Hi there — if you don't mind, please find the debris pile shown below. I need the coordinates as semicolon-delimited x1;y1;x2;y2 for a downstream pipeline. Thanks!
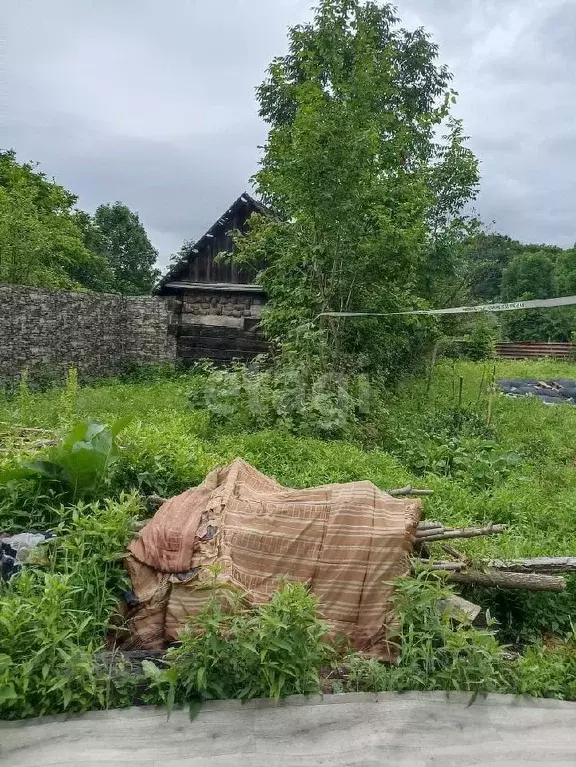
0;532;55;580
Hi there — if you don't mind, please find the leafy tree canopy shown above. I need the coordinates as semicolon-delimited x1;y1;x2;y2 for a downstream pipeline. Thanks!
501;250;557;302
555;248;576;296
500;250;573;342
0;150;113;291
0;151;160;295
233;0;479;377
93;202;160;295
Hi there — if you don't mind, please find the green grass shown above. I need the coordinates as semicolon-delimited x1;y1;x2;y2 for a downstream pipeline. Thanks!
2;357;576;567
1;358;576;716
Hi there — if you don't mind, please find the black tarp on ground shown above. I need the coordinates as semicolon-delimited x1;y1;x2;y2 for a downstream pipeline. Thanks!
498;379;576;405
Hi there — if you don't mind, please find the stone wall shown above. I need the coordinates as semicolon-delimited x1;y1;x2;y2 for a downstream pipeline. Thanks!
0;285;176;384
178;289;265;328
174;287;268;362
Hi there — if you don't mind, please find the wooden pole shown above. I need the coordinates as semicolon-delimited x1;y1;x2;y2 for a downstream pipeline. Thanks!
447;569;566;592
423;557;576;575
487;557;576;574
425;339;441;397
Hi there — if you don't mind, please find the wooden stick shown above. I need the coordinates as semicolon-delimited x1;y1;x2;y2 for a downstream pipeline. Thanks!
387;485;434;497
447;569;566;592
487;557;576;574
442;544;466;560
416;524;506;542
416;521;443;531
419;562;466;572
0;424;54;433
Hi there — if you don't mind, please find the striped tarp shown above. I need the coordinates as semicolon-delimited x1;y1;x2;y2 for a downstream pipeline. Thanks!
123;459;421;658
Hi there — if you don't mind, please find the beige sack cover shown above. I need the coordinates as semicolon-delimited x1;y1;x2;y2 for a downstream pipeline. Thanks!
123;458;420;657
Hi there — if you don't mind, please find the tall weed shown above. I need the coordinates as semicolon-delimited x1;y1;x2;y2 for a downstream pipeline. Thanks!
0;495;139;719
144;581;333;706
344;573;508;694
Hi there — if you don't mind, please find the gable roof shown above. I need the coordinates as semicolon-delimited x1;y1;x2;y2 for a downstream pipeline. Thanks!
155;192;269;292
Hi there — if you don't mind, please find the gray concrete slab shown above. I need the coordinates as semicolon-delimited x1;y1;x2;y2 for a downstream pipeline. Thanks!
0;692;574;767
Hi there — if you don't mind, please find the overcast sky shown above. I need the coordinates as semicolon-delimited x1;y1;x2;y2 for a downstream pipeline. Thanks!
3;0;575;268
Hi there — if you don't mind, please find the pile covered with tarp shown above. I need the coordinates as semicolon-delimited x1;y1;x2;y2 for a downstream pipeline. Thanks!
121;458;421;659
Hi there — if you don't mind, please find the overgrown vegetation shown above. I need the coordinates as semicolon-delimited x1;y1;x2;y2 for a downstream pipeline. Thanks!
0;495;139;718
144;580;333;708
1;356;576;719
2;0;576;723
2;417;132;502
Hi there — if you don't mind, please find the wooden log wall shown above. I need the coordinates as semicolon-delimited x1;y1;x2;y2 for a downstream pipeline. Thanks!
175;287;269;364
178;325;268;364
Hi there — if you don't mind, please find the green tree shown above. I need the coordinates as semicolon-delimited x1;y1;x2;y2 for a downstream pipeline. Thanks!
0;150;111;290
69;210;116;292
501;251;569;341
555;247;576;296
233;0;479;377
463;233;522;302
93;203;159;295
501;251;557;302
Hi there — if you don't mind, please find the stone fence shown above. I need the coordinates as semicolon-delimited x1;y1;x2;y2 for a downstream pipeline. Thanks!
0;285;176;385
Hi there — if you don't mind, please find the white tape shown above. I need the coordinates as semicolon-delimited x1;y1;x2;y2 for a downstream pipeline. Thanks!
319;295;576;318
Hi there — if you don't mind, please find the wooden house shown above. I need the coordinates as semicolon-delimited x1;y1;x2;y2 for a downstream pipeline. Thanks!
155;193;269;363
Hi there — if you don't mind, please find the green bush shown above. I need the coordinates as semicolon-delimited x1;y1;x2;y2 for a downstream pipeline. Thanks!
463;320;496;361
0;495;139;719
188;358;376;440
144;580;334;706
344;573;508;694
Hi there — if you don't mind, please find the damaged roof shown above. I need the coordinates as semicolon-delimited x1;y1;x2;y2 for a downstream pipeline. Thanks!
155;192;269;293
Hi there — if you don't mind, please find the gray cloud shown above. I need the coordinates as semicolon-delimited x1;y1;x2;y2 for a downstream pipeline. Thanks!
2;0;576;269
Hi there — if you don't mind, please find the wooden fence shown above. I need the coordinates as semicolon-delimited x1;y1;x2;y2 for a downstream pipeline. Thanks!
496;342;574;360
